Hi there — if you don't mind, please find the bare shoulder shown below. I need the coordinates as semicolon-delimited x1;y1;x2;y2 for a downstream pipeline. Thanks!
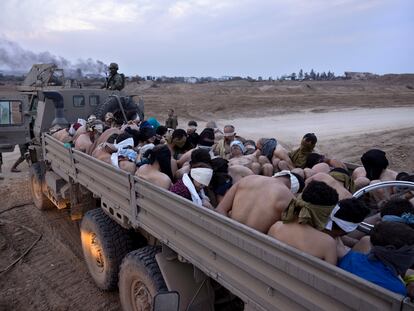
267;221;284;236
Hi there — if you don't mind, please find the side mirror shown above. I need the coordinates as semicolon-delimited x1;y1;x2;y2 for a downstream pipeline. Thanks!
153;291;180;311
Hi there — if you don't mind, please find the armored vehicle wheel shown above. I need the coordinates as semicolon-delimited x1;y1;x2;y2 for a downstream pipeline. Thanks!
95;96;143;124
80;208;134;291
119;246;167;311
30;163;54;210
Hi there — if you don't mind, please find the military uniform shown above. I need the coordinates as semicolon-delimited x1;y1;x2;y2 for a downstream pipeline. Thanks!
106;73;124;90
104;63;124;91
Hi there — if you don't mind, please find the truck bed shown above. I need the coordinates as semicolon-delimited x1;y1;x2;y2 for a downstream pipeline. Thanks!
43;134;414;311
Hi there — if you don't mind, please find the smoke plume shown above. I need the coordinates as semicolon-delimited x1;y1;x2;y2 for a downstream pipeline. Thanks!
0;38;107;77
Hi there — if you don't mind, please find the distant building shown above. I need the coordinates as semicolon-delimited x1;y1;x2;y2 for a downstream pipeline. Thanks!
344;72;378;80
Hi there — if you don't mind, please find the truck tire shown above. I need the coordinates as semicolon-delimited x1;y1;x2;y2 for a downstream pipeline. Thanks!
80;208;135;291
30;163;54;210
95;96;142;123
118;246;167;311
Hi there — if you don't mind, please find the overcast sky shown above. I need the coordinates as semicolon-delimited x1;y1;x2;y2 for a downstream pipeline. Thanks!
0;0;413;77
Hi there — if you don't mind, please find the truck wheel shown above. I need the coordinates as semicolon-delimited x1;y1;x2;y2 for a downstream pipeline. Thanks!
95;96;143;123
119;246;167;311
80;208;134;291
30;164;54;210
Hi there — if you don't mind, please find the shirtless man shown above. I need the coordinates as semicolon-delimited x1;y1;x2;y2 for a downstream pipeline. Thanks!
215;174;305;233
228;140;261;175
268;194;369;265
305;172;353;200
267;181;339;264
256;138;294;174
136;145;173;189
352;149;398;202
213;125;237;160
74;120;104;153
288;133;317;169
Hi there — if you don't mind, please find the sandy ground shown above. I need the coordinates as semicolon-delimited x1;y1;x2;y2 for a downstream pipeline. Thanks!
1;78;414;310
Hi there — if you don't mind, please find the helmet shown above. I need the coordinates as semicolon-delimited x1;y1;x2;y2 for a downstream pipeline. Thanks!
109;62;119;70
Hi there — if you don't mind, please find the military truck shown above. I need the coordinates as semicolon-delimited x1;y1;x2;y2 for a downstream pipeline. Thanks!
1;65;414;310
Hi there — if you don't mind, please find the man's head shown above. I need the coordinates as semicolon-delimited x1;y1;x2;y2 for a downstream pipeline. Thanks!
301;133;317;151
168;109;174;117
273;170;305;194
205;121;218;129
370;222;414;276
190;162;213;191
381;198;414;217
109;62;118;74
187;120;197;134
244;140;256;155
302;180;339;206
305;153;325;169
223;125;235;143
361;149;389;180
190;148;212;166
146;144;173;180
371;221;414;249
138;126;156;144
230;140;245;157
198;128;215;147
104;112;115;125
325;198;370;236
171;129;187;148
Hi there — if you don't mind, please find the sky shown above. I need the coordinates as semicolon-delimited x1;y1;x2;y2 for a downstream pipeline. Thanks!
0;0;413;77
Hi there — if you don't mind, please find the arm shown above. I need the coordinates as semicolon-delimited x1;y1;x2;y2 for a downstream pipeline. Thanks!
324;238;338;265
215;182;239;216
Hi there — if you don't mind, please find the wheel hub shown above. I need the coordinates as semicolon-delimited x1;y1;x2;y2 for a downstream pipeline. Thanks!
90;233;104;271
131;280;152;311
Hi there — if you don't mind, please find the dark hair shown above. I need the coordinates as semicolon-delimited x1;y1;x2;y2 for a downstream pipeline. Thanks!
361;149;388;180
188;120;198;127
198;128;215;147
190;148;212;166
172;129;187;140
334;198;370;223
380;198;414;217
156;125;168;136
211;158;229;173
305;153;325;168
302;181;338;206
124;127;140;146
291;172;305;193
107;133;120;144
147;145;173;181
371;221;414;248
396;172;414;182
116;132;132;144
303;133;317;145
138;127;156;143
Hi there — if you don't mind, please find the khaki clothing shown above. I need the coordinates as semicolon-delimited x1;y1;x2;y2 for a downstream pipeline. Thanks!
165;116;178;130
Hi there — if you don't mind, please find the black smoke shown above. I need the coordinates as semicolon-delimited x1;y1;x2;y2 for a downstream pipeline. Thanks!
0;38;107;77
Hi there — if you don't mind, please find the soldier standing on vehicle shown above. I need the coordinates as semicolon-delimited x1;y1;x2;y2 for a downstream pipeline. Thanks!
103;63;124;91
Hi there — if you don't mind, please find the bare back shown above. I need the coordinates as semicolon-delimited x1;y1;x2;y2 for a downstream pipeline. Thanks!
268;222;337;265
136;164;172;190
217;175;294;233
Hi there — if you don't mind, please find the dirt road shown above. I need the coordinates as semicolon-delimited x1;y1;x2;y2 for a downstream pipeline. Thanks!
217;107;414;141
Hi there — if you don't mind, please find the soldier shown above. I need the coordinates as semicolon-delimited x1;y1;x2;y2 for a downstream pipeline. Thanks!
103;63;124;91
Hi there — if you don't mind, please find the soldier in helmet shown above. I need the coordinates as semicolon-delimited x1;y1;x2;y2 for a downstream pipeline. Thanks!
103;63;124;91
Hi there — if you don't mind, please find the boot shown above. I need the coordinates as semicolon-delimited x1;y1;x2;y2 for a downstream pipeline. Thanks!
11;157;25;173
